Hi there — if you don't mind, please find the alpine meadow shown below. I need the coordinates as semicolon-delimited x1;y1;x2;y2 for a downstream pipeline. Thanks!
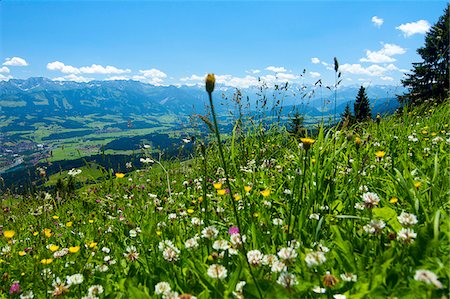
0;2;449;299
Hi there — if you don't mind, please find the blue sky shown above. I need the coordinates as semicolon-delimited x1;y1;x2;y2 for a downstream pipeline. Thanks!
0;0;447;87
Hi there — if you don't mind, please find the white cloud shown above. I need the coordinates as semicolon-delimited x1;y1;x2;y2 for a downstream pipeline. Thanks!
309;71;321;78
371;16;384;28
79;64;130;74
311;57;320;64
180;74;204;82
380;76;394;81
396;20;430;37
3;57;28;66
52;74;94;82
132;68;167;85
0;66;10;73
47;61;81;74
0;74;13;81
341;63;388;76
47;61;131;75
105;76;131;81
246;69;260;74
276;72;299;80
265;66;287;73
360;43;406;63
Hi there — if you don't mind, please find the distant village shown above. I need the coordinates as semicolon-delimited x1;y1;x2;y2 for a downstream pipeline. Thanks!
0;136;51;174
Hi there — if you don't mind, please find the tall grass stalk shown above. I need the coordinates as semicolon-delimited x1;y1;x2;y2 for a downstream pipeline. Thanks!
205;74;263;299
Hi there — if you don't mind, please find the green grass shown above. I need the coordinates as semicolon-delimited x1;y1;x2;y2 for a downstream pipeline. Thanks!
0;101;449;298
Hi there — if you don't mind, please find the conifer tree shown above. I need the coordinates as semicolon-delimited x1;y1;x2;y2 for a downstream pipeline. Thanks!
341;103;354;125
354;86;372;122
399;6;449;105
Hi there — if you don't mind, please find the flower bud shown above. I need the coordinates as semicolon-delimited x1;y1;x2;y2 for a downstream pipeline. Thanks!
205;73;215;94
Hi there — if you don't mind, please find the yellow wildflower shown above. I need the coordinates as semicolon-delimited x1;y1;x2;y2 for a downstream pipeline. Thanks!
43;229;52;238
233;194;241;201
88;220;94;224
260;189;271;197
375;151;386;158
69;246;80;253
18;251;26;257
156;231;162;236
217;189;226;196
40;258;53;265
32;232;39;236
89;242;97;248
300;137;315;150
3;230;15;239
198;196;203;203
52;215;59;220
389;197;398;204
244;186;252;192
115;173;125;178
187;208;194;214
414;181;422;189
49;244;59;252
213;182;222;189
66;221;73;227
205;74;215;94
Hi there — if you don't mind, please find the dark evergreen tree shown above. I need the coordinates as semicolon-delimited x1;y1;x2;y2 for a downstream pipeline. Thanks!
354;86;372;122
399;6;449;105
341;103;354;125
287;110;306;137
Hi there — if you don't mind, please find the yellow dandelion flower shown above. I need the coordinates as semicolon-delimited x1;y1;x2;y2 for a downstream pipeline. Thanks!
213;182;222;189
414;181;422;189
66;221;73;227
69;246;80;253
198;196;203;203
40;258;53;265
311;158;317;164
89;242;97;248
253;212;260;218
43;229;52;238
431;132;437;136
300;137;315;150
244;186;252;192
115;173;125;178
187;208;194;214
52;215;59;220
375;151;386;158
389;197;398;204
260;189;271;197
156;230;162;236
233;194;241;201
3;230;15;239
18;251;26;257
217;189;226;196
32;232;39;236
49;245;59;252
421;130;428;135
88;220;94;224
355;137;362;145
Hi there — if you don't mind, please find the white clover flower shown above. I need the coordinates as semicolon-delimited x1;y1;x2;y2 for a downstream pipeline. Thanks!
158;240;175;251
309;213;320;220
235;281;246;292
88;285;104;296
54;248;69;258
397;228;417;244
363;219;386;234
333;295;346;299
262;254;278;266
362;192;380;208
168;213;177;220
271;261;287;273
207;264;228;279
277;247;298;262
272;218;283;225
340;273;357;282
213;240;230;251
191;217;203;226
414;270;442;288
154;281;171;295
277;272;298;288
165;291;179;299
359;185;368;192
163;247;180;262
124;246;139;261
67;168;82;177
397;211;418;227
185;236;200;249
230;234;246;246
19;291;34;299
312;286;326;293
140;157;154;164
96;264;109;272
305;251;326;267
247;250;264;266
101;247;110;253
129;229;137;237
201;226;219;239
66;273;83;286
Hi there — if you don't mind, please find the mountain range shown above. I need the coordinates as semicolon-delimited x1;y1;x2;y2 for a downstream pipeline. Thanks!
0;77;406;120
